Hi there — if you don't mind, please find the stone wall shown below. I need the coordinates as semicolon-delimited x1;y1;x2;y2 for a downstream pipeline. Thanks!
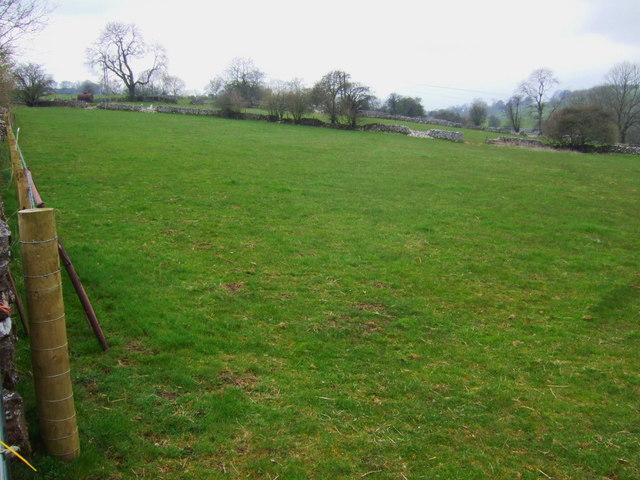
155;105;221;116
0;109;31;457
486;136;546;148
486;136;640;155
362;111;464;128
96;102;145;112
604;144;640;155
361;123;463;142
410;129;464;142
0;219;30;456
362;123;412;135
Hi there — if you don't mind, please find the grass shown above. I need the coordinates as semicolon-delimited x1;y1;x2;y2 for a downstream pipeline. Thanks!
3;107;639;479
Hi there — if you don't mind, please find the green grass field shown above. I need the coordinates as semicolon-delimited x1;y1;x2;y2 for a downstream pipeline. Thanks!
4;107;639;479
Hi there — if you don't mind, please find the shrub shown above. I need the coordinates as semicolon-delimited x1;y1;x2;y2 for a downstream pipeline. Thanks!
544;105;617;148
468;100;488;127
216;88;246;118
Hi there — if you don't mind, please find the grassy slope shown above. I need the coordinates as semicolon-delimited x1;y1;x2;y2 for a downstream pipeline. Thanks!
5;108;639;480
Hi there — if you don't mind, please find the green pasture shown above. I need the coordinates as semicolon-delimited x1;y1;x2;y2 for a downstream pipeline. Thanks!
4;107;639;479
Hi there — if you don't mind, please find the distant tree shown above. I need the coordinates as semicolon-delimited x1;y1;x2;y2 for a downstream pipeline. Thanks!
13;62;54;105
205;76;224;98
505;94;523;132
81;79;100;94
313;70;349;124
468;99;488;126
339;81;372;128
603;62;640;143
86;22;167;100
543;104;617;147
162;74;185;97
548;89;572;112
488;115;501;128
367;95;383;112
216;86;246;118
263;80;288;120
385;93;400;114
223;57;265;106
55;80;78;94
489;99;506;116
285;78;311;123
519;68;559;133
136;78;162;96
429;109;464;124
385;93;425;117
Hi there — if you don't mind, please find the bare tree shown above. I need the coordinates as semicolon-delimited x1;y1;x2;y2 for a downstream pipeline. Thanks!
13;62;54;105
313;70;349;125
216;87;246;118
162;74;185;97
205;76;225;98
603;62;640;143
86;22;167;100
505;94;523;132
339;81;372;128
263;80;288;120
0;0;50;107
0;0;50;57
224;57;265;106
285;78;311;123
519;68;559;133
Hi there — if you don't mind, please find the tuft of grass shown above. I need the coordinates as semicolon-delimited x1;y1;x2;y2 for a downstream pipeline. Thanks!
4;107;639;479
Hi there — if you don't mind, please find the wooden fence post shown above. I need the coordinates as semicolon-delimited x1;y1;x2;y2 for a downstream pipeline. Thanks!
18;208;79;461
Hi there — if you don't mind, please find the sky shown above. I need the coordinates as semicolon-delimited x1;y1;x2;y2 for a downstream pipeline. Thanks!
13;0;640;110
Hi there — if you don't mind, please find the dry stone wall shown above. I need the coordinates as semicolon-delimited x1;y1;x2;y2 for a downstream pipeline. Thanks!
361;123;463;142
0;109;31;457
362;111;464;128
0;219;30;456
410;129;464;142
605;144;640;155
486;137;546;148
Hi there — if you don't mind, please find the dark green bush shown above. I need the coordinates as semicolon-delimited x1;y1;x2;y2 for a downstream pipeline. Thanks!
544;104;617;148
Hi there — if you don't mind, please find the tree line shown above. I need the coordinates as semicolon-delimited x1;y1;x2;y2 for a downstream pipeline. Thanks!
4;10;640;144
504;66;640;145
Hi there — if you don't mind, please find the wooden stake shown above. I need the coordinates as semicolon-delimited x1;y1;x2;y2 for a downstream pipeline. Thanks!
18;208;79;461
25;169;45;208
58;241;109;351
25;168;109;350
15;169;32;210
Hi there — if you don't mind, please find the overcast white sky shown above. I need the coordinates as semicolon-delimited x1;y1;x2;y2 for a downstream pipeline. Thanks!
13;0;640;109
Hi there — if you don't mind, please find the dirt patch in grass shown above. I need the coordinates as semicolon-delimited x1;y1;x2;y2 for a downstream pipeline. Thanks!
156;390;181;401
223;281;246;293
219;369;258;391
126;340;151;354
